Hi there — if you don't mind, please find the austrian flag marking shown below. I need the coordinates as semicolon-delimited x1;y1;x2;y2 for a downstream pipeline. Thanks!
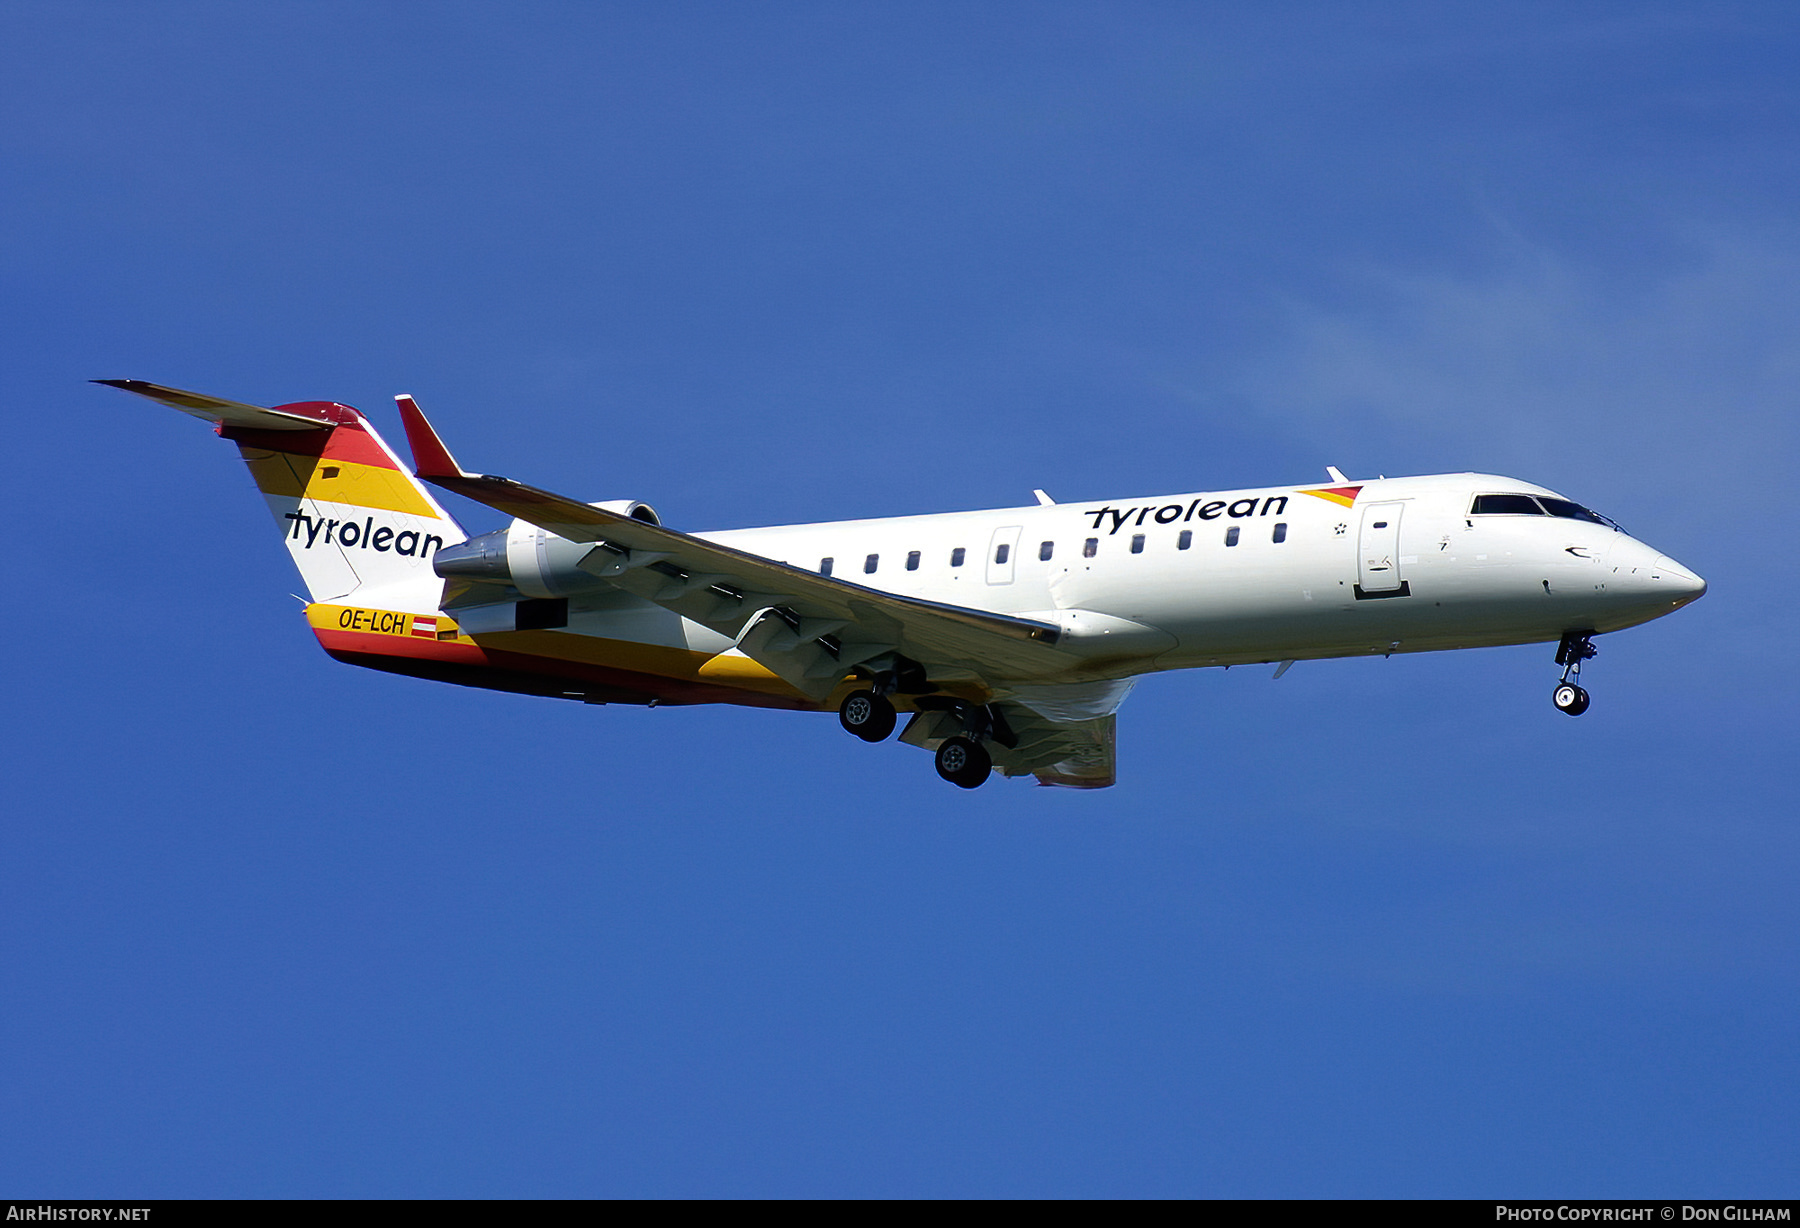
321;605;444;638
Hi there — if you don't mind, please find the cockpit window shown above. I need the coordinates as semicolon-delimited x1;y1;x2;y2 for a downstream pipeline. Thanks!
1470;493;1546;516
1538;497;1621;529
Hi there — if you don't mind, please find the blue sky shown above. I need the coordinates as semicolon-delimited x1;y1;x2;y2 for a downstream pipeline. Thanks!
2;2;1795;1197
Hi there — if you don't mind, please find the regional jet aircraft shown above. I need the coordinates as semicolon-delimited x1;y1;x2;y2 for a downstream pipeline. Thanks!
101;380;1706;789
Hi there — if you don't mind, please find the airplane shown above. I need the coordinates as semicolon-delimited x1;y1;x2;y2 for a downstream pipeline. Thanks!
100;378;1707;789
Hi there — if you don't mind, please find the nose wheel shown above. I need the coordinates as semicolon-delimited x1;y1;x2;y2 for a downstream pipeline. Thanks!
1553;630;1596;716
1553;682;1590;715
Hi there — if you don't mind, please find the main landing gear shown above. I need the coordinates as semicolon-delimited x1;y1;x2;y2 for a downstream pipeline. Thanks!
1553;630;1596;716
935;736;991;789
925;701;1009;789
837;673;1004;789
838;688;897;742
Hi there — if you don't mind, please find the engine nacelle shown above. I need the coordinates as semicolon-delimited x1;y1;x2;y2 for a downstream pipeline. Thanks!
433;500;660;597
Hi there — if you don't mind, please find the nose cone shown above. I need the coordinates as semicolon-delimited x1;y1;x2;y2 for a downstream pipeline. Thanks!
1607;537;1706;612
1652;554;1707;603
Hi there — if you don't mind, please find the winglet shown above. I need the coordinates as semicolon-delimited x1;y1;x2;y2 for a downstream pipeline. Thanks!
395;394;468;478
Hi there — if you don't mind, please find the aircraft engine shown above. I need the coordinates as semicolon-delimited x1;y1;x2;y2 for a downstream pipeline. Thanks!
432;499;660;598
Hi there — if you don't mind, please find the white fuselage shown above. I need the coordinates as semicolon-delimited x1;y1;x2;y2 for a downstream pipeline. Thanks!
487;471;1705;693
680;472;1704;679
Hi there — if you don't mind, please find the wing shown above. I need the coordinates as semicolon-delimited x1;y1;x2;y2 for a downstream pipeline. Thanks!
394;396;1080;699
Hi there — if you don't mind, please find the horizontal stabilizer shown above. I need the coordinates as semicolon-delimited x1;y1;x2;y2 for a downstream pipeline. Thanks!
94;379;338;432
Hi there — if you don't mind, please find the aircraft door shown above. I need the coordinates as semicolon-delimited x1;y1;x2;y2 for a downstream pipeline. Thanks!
1357;502;1405;594
986;525;1022;585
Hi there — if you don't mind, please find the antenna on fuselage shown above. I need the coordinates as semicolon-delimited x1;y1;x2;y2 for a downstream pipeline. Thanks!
1326;466;1348;483
1033;489;1056;505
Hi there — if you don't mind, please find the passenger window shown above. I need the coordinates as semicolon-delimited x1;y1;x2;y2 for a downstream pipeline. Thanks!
906;550;920;571
951;547;966;567
1470;493;1546;516
1225;526;1240;546
1083;538;1098;558
820;557;833;576
1178;530;1192;550
1039;541;1053;561
994;543;1010;565
1130;534;1145;554
1272;522;1287;543
864;553;878;574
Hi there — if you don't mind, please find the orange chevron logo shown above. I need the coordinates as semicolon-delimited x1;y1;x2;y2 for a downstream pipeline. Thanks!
1300;485;1363;507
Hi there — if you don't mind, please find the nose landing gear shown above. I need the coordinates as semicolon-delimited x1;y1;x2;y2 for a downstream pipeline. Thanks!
1553;630;1596;716
1553;681;1589;715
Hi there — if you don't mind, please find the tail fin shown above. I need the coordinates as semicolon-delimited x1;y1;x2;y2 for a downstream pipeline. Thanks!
99;380;467;611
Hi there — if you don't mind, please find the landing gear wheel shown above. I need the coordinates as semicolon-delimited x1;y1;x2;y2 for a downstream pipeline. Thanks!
1553;683;1590;716
839;689;897;742
1552;631;1596;716
935;736;991;789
